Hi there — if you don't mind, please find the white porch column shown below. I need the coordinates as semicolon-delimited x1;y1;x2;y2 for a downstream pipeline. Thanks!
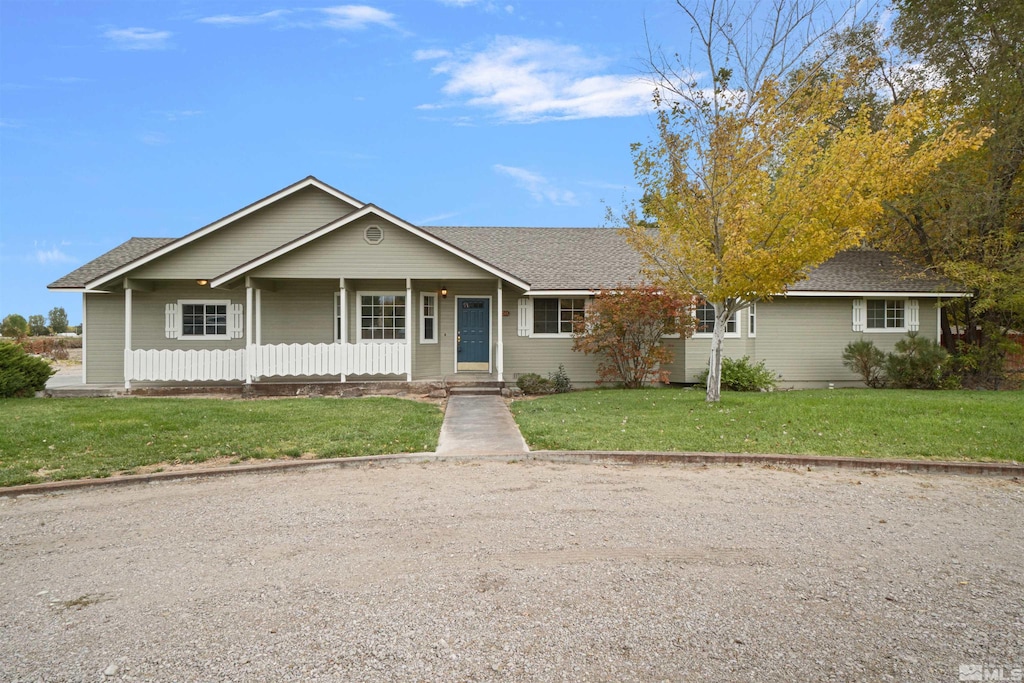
123;286;132;389
81;292;88;385
245;285;254;385
405;277;413;381
496;279;504;382
255;289;263;346
339;278;347;382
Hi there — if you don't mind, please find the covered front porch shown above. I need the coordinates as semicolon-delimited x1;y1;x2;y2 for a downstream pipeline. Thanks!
118;276;518;388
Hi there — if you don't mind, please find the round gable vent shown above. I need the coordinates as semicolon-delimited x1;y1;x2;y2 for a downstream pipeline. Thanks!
363;225;384;245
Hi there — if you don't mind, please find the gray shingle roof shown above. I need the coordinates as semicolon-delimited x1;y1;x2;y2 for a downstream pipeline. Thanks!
791;249;960;293
49;225;962;296
47;237;177;289
422;227;644;290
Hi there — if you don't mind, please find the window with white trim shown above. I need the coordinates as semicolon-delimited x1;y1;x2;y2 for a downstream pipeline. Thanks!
533;298;586;335
866;299;905;331
693;301;739;337
420;293;437;343
748;303;756;338
359;293;406;341
181;301;229;338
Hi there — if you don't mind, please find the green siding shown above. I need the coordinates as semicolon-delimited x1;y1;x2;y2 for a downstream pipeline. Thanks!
260;280;335;345
83;292;125;384
250;217;491;280
131;187;355;280
681;297;941;388
132;283;245;351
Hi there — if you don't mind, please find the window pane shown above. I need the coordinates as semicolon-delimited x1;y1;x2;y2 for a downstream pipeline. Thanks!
424;318;434;339
534;299;559;334
867;300;886;329
696;302;716;333
361;294;406;341
888;300;904;328
559;298;586;333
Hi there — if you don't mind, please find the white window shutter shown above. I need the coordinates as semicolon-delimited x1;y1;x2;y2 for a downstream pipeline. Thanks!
907;299;920;331
852;299;865;332
517;298;530;336
165;303;179;339
229;303;244;339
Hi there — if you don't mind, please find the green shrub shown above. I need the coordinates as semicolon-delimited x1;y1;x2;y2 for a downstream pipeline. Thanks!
548;364;572;393
0;342;55;397
884;332;957;389
697;356;778;392
516;373;555;395
842;339;887;388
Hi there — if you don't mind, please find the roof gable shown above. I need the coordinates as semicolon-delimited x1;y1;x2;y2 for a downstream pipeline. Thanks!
210;205;530;290
81;176;363;289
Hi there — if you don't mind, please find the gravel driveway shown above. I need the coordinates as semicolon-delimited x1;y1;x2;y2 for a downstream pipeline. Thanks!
2;461;1021;682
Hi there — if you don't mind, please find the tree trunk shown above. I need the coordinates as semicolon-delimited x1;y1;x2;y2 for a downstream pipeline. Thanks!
705;304;728;402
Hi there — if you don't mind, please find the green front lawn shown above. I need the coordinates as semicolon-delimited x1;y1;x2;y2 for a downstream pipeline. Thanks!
0;397;443;487
511;388;1024;462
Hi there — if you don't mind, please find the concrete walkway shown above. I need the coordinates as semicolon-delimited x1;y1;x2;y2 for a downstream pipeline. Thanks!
435;395;529;456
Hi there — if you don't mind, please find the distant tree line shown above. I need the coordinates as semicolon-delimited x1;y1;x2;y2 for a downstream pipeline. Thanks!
0;307;78;338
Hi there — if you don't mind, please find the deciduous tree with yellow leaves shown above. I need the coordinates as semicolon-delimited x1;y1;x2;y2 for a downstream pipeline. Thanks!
624;0;986;402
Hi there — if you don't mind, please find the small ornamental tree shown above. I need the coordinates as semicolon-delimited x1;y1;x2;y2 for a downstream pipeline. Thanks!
572;286;691;388
48;306;69;335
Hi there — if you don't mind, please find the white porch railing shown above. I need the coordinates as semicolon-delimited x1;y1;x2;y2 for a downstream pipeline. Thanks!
252;342;406;378
125;348;247;382
125;343;407;382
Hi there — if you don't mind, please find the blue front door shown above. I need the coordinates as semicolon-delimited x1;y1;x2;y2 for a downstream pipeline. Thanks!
457;298;490;369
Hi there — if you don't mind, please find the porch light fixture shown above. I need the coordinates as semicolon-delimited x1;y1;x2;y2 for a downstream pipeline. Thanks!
196;279;209;286
440;286;448;299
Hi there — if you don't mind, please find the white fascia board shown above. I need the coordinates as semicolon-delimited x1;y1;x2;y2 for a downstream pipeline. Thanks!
209;204;530;291
783;290;969;298
83;176;364;290
49;288;111;293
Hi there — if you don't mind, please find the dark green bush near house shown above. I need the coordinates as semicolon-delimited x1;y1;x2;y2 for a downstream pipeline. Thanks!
842;339;887;388
884;332;957;389
697;356;778;392
549;364;572;393
0;342;55;397
516;373;555;395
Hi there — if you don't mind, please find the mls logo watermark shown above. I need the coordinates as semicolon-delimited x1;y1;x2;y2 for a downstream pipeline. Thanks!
959;664;1024;681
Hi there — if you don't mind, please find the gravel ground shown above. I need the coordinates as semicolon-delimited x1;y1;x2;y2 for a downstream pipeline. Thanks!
1;461;1022;682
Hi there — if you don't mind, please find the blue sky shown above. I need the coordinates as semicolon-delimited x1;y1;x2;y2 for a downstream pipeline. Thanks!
0;0;687;325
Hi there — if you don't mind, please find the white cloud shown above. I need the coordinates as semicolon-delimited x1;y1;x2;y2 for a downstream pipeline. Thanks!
436;0;478;6
494;164;577;205
414;48;451;61
320;5;396;29
103;27;172;51
33;248;75;265
199;9;292;25
198;5;397;31
422;36;653;123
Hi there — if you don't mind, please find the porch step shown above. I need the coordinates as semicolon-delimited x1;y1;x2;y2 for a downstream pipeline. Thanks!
448;386;503;397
